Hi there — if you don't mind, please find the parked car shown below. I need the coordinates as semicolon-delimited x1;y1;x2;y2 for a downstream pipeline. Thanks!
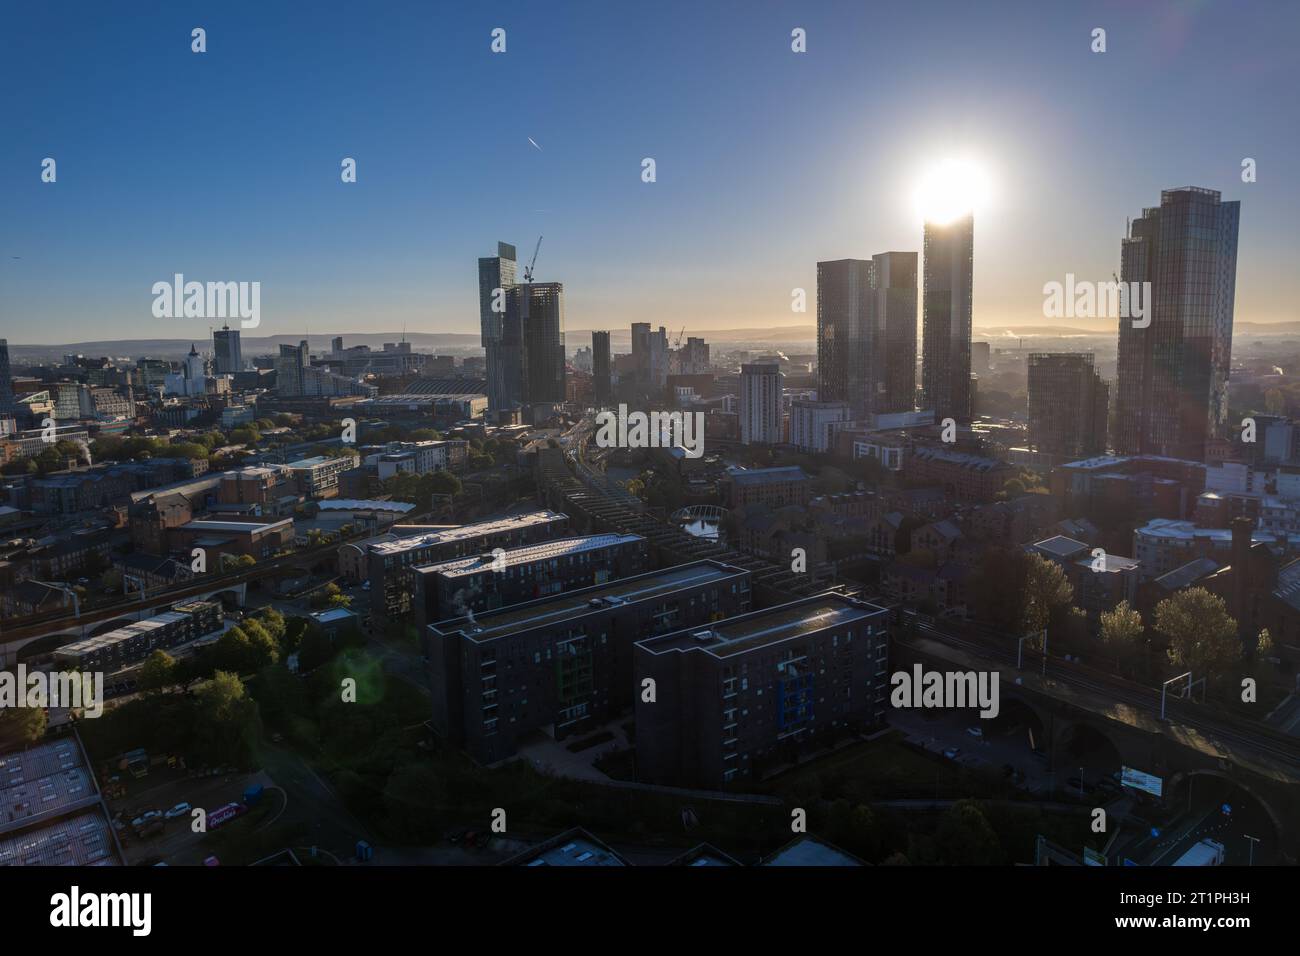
130;810;162;828
164;802;192;820
966;726;984;739
943;747;961;760
136;819;165;839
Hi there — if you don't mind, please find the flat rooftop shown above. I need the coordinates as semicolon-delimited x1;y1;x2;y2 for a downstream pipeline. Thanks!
179;518;292;533
54;611;188;656
287;456;350;469
1137;518;1300;546
360;393;487;404
1062;455;1133;470
1030;535;1090;559
0;737;117;865
0;810;119;866
726;466;810;486
432;561;746;643
369;510;567;558
0;738;84;792
0;764;95;825
1075;554;1139;574
639;595;883;658
911;446;1006;471
415;533;643;579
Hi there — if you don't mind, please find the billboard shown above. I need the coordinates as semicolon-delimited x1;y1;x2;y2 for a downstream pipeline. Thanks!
1121;766;1163;797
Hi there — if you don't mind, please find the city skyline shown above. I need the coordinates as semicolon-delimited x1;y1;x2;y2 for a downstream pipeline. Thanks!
4;1;1297;343
7;0;1300;904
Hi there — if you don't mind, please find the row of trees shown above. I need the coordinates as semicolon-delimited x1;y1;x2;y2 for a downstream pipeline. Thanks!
136;607;301;693
382;469;462;511
89;431;230;463
973;550;1263;690
0;439;90;476
1099;591;1272;685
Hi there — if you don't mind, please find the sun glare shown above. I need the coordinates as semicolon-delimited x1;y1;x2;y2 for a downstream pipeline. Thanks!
913;157;991;225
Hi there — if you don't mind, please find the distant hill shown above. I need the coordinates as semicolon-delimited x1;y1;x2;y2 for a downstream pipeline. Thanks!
9;319;1299;362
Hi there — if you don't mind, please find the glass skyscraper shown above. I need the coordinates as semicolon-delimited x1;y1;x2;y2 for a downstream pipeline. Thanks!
817;258;872;418
921;214;974;424
213;324;242;375
1113;187;1240;460
502;282;566;411
478;242;517;412
817;252;916;419
1027;352;1109;458
592;330;612;406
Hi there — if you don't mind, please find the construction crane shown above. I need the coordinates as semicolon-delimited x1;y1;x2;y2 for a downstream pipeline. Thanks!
523;235;543;283
671;326;686;350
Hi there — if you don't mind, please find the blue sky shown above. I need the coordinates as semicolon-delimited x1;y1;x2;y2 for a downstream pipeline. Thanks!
2;0;1297;343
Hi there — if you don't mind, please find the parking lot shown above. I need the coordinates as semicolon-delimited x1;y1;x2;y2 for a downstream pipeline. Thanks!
107;764;273;865
889;707;1115;798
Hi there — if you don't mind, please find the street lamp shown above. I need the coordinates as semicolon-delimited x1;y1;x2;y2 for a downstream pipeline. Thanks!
1244;834;1260;866
1160;671;1192;721
36;580;81;632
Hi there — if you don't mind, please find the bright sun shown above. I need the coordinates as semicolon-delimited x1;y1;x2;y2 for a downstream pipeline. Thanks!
913;157;991;225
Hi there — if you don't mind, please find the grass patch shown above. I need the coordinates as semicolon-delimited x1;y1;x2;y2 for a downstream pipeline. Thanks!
566;730;615;753
759;731;1022;804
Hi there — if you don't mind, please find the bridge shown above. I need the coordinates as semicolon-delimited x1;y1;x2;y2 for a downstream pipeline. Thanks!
897;618;1300;860
0;581;249;667
0;523;387;668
